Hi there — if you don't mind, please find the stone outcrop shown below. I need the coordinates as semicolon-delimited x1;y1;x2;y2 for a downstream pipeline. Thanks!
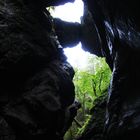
80;0;140;139
1;0;140;139
80;3;103;57
0;0;78;140
54;18;81;48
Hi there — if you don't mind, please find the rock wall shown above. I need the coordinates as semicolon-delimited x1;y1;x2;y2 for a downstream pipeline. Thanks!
81;0;140;139
0;0;78;140
1;0;140;140
54;18;81;48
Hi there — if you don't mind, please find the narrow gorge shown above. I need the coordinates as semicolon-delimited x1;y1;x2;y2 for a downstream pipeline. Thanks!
0;0;140;140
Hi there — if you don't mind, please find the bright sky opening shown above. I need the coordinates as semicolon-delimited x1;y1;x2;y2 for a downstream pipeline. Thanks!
51;0;84;23
52;0;94;69
64;43;94;69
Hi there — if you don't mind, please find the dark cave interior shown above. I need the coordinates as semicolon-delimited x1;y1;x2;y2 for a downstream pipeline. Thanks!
0;0;140;140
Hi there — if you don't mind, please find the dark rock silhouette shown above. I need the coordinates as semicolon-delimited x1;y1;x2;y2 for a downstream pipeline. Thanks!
0;0;78;140
77;0;140;139
1;0;140;140
54;18;81;48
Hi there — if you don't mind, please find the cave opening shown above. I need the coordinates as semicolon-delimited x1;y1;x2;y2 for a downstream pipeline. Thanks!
48;0;112;139
1;0;140;140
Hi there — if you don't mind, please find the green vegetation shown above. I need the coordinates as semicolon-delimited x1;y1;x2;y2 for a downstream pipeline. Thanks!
74;56;111;112
64;54;112;140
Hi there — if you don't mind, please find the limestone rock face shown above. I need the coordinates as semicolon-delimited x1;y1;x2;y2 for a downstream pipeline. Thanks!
82;0;140;139
0;0;76;139
80;3;103;57
54;18;81;48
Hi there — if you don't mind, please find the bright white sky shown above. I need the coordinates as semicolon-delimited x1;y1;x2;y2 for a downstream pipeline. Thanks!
51;0;84;23
64;43;94;69
51;0;93;69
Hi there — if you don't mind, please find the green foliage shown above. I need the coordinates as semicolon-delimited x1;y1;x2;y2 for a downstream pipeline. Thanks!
73;56;111;111
64;54;112;140
76;115;92;136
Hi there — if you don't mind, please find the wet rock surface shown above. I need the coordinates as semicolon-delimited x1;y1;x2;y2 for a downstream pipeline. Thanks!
0;0;77;140
79;0;140;139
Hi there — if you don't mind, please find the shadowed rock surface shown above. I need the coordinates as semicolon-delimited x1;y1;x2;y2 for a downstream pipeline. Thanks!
54;18;81;48
0;0;78;140
1;0;140;140
76;0;140;139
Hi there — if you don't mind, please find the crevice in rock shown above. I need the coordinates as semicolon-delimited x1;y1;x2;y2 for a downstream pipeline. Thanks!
1;0;140;140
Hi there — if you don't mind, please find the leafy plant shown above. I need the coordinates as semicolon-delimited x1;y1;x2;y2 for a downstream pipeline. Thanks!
64;54;111;140
74;56;111;111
